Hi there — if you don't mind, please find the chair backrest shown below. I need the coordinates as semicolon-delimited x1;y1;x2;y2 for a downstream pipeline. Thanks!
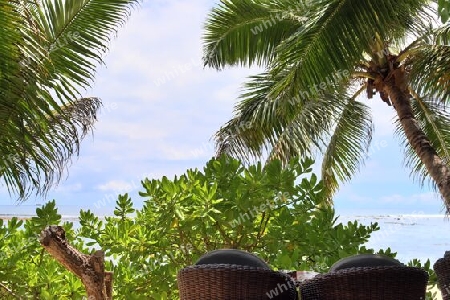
299;266;428;300
195;248;271;269
434;251;450;300
177;264;298;300
329;253;401;272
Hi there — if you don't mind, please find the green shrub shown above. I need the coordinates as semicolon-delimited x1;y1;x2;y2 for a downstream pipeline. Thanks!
0;155;438;299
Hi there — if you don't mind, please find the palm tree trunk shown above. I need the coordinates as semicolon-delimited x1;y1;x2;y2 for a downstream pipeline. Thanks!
383;69;450;212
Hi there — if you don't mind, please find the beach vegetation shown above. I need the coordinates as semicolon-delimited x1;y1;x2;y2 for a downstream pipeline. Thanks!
0;156;438;299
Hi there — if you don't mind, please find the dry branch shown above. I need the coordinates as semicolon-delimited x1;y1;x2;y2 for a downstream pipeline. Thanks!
39;225;113;300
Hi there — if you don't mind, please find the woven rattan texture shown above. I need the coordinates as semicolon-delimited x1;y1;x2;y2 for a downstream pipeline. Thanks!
434;253;450;300
177;264;298;300
299;266;428;300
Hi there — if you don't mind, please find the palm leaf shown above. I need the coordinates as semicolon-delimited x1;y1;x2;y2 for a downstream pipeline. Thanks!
215;70;359;169
0;1;21;71
34;0;140;101
215;70;327;162
396;91;450;188
0;98;102;198
269;0;432;99
215;72;283;161
407;22;450;103
0;0;139;199
321;86;373;199
266;91;352;163
203;0;305;69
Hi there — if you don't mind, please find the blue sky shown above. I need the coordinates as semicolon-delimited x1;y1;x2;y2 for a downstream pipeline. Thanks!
0;0;446;217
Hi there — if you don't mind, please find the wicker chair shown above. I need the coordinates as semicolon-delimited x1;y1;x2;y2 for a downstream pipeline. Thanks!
434;251;450;300
299;265;428;300
178;264;298;299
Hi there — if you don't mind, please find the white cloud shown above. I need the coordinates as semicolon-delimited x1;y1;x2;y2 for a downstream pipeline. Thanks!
72;0;259;167
96;121;167;141
99;1;211;84
380;192;439;204
366;96;398;137
97;180;135;192
158;141;216;160
55;183;83;193
337;189;373;204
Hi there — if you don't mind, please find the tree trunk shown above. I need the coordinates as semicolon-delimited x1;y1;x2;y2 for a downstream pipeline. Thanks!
382;68;450;212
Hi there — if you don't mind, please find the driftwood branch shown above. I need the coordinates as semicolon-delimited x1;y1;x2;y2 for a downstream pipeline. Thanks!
0;281;20;299
39;225;113;300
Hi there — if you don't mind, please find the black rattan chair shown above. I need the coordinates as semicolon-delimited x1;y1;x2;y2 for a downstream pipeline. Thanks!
434;251;450;300
299;265;428;300
178;264;298;299
177;249;298;300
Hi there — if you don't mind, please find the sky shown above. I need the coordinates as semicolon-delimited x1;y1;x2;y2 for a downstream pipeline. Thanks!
0;0;447;217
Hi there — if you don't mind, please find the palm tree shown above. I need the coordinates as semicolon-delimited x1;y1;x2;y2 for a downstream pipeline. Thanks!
439;0;450;22
0;0;139;199
203;0;450;211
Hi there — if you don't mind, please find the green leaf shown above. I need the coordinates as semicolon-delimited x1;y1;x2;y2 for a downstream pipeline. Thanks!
0;0;139;200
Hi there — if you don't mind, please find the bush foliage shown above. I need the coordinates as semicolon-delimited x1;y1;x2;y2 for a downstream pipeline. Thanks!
0;156;437;299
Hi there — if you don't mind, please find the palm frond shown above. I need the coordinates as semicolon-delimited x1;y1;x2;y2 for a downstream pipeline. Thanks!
321;86;373;199
0;0;139;199
215;71;361;170
203;0;305;69
34;0;140;101
0;98;101;199
266;91;353;163
396;91;450;188
215;72;284;161
270;0;432;99
0;0;21;69
408;22;450;103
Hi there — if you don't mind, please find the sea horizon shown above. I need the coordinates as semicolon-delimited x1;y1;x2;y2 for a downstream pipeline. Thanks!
1;205;449;266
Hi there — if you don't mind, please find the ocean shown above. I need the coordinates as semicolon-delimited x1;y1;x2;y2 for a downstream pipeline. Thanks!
337;214;450;265
1;204;449;265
